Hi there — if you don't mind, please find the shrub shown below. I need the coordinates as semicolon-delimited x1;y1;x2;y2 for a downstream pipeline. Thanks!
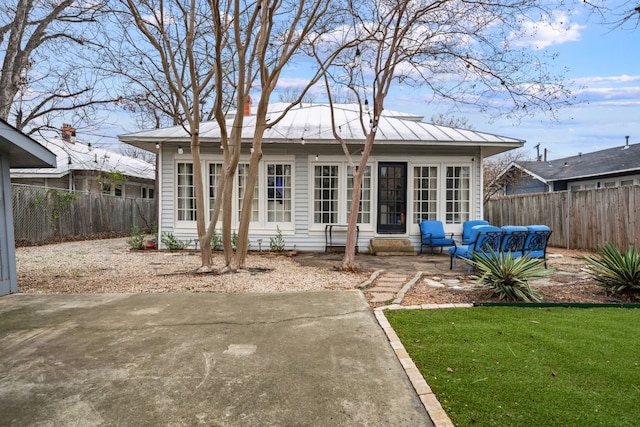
584;243;640;296
161;232;190;250
126;226;145;250
466;248;552;303
270;226;285;252
211;230;222;251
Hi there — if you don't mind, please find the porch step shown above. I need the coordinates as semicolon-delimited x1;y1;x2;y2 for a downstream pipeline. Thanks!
369;239;416;256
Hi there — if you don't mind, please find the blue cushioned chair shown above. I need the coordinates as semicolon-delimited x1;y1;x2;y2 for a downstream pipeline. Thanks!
500;225;529;257
461;220;490;244
523;225;552;266
449;225;504;269
420;220;455;253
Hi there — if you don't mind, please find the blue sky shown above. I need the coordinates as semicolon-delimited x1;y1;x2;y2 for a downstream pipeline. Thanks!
381;7;640;161
98;4;639;162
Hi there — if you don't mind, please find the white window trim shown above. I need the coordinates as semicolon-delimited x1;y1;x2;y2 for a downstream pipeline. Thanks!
308;156;374;233
174;155;295;232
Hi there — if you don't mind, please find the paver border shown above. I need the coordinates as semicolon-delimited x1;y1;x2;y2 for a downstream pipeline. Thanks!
374;305;472;427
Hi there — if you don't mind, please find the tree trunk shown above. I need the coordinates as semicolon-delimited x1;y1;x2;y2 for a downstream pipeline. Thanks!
341;138;373;271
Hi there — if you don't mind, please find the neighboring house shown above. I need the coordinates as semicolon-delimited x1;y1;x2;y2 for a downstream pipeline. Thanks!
497;140;640;195
11;125;155;199
119;103;523;252
0;119;56;295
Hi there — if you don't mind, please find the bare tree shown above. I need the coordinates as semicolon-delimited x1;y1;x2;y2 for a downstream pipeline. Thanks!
211;0;345;271
315;0;575;270
117;0;343;271
0;0;119;134
483;150;533;203
119;144;156;164
430;113;475;130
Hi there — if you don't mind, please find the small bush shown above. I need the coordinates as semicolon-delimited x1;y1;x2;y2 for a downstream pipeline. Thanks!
211;230;222;251
232;230;238;251
126;226;145;250
270;226;286;252
466;248;552;302
161;232;190;250
584;243;640;296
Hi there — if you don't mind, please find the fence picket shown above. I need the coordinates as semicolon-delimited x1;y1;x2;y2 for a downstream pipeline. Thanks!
11;184;156;245
485;186;640;252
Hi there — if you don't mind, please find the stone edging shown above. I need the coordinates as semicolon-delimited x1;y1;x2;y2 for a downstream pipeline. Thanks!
374;303;473;427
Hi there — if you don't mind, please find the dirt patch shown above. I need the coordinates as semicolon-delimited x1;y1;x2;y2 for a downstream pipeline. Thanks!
402;248;638;306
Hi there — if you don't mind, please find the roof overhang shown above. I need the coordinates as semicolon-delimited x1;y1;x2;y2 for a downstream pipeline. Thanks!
0;119;56;168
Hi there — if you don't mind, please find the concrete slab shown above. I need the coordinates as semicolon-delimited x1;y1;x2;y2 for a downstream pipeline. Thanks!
0;292;433;426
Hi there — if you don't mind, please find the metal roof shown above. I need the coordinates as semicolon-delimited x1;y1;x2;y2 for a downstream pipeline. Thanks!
119;103;524;155
10;138;155;180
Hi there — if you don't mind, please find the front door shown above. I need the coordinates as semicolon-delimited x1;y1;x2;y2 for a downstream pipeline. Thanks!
377;162;407;234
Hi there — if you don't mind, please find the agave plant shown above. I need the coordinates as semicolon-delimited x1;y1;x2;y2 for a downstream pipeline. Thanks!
584;243;640;296
466;248;552;303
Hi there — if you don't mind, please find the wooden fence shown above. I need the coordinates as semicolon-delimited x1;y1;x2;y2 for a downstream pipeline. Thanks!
12;185;156;245
484;185;640;252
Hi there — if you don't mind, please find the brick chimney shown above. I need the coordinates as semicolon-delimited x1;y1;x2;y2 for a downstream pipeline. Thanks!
244;95;252;116
61;124;76;143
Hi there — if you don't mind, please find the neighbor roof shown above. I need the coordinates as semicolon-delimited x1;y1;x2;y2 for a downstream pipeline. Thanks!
119;103;524;156
513;142;640;183
10;138;155;180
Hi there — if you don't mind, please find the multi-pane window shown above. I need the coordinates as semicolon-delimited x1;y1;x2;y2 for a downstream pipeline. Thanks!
445;166;470;224
238;163;259;222
208;163;223;221
347;165;371;223
177;162;196;221
267;163;292;222
413;166;438;223
314;165;339;223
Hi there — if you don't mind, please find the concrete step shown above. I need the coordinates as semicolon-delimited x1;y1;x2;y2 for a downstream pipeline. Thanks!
369;239;416;256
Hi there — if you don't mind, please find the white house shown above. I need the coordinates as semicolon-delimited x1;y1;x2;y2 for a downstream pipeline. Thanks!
11;126;155;199
119;103;523;252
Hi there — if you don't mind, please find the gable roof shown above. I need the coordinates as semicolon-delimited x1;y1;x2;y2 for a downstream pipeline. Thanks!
119;103;524;156
0;119;56;168
514;142;640;183
10;138;155;180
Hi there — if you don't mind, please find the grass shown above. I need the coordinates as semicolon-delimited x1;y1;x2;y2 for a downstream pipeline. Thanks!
386;307;640;426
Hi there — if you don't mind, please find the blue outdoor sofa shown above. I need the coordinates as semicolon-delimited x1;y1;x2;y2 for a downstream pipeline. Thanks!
449;224;552;269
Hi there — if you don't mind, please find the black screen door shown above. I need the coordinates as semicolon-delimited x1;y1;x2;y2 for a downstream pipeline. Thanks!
377;162;407;234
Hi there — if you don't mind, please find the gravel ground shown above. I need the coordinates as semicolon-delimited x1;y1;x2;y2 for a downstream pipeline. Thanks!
16;238;368;294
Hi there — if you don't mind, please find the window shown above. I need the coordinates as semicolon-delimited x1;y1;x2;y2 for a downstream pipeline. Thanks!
177;162;196;221
604;182;616;188
238;163;259;222
445;166;470;224
266;163;292;222
208;163;223;221
314;165;339;223
621;179;634;186
347;165;371;223
570;185;581;191
413;166;438;223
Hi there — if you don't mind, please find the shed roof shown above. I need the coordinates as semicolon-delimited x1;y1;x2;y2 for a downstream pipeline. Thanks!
0;119;56;168
10;138;154;180
119;103;524;156
515;142;640;183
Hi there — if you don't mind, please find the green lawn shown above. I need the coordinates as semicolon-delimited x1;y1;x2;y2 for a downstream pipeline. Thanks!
386;307;640;426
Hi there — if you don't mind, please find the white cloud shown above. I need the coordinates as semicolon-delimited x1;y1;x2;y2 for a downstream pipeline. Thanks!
511;11;586;49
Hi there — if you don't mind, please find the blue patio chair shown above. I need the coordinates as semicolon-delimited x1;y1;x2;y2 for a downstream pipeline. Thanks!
500;225;529;257
449;225;504;269
419;220;455;253
523;225;553;267
461;220;490;244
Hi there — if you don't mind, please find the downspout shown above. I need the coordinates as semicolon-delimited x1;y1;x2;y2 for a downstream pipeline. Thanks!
156;146;162;247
